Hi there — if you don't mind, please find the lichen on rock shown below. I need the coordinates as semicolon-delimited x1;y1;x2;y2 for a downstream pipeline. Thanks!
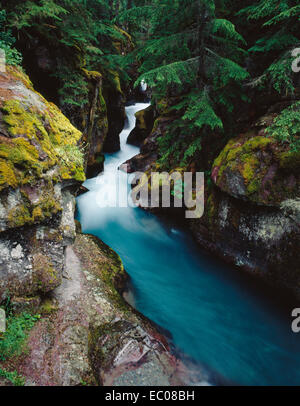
212;113;300;206
0;66;85;301
189;108;300;298
7;233;190;386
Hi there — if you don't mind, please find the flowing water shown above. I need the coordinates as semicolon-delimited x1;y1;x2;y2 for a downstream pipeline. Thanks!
76;102;300;386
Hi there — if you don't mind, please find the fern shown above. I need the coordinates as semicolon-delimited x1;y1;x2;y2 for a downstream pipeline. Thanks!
239;0;300;96
0;10;22;66
266;102;300;151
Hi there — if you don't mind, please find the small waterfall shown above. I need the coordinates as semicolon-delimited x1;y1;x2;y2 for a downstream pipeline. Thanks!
77;102;300;386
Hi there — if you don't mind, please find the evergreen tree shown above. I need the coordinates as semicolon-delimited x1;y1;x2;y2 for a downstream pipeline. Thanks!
118;0;249;167
0;9;22;66
238;0;300;95
0;0;130;108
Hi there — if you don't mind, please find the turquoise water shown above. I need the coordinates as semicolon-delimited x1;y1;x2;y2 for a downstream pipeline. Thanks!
76;103;300;386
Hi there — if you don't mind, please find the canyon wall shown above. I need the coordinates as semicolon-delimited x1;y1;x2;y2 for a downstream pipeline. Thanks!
126;101;300;298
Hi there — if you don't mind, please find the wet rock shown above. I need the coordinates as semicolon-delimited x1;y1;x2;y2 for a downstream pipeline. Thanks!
127;105;155;147
103;72;126;153
212;131;300;206
0;66;85;301
0;192;75;301
190;186;300;298
190;109;300;296
124;115;173;173
17;234;188;386
79;70;108;174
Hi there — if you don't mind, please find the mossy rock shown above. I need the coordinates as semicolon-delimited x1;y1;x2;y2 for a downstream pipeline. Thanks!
212;130;300;206
0;66;85;230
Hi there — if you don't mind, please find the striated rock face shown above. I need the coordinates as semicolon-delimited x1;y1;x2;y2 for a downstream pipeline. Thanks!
103;72;126;153
15;234;189;386
0;66;85;302
79;70;108;176
191;110;300;298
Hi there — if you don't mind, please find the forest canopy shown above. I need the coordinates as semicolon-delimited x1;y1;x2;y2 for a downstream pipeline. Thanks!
0;0;299;167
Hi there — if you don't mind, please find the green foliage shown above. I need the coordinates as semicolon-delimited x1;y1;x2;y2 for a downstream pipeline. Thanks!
0;0;299;171
2;0;130;108
122;0;248;167
0;10;22;66
0;368;25;386
266;102;300;152
0;300;33;386
0;311;40;361
10;0;69;29
239;0;300;96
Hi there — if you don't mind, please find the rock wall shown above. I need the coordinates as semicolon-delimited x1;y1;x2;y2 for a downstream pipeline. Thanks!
191;107;300;297
127;104;155;146
102;71;126;153
14;34;128;174
79;70;108;176
125;102;300;298
0;66;85;305
1;232;193;386
0;67;190;386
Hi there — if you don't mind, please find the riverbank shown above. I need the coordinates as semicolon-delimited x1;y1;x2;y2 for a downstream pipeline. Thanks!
1;232;191;386
76;103;300;386
0;68;187;386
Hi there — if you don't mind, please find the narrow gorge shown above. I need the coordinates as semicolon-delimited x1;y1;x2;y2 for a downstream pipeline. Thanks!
0;0;299;389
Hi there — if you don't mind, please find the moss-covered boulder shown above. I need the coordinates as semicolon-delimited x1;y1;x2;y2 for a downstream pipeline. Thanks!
212;126;300;206
0;66;85;230
0;66;85;301
11;233;189;386
190;108;300;298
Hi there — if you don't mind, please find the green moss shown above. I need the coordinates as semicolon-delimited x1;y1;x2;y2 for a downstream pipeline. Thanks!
0;159;18;188
32;253;60;293
241;154;259;183
2;100;48;140
278;150;300;170
0;66;86;229
242;136;272;151
0;87;85;192
39;298;58;315
213;136;272;191
81;68;102;82
7;204;31;228
107;70;123;95
213;138;237;169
